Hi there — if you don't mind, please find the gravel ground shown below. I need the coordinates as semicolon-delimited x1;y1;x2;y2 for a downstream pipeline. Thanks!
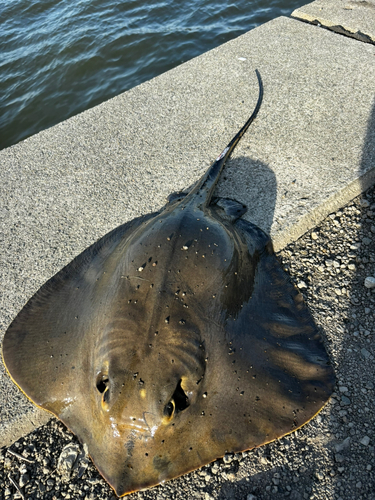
0;184;374;500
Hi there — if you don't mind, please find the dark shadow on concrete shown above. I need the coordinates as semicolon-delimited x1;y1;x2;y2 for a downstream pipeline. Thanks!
219;156;278;236
359;97;375;186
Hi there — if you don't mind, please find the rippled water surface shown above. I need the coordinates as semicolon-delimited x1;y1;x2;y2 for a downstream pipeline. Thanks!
1;0;303;150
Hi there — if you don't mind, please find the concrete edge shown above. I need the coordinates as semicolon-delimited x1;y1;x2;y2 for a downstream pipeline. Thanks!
273;167;375;252
1;409;51;449
291;9;375;44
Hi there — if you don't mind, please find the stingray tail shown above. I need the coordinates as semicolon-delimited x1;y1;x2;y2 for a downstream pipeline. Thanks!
190;69;263;207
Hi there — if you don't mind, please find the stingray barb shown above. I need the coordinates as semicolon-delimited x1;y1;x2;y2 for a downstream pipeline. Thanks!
2;70;334;497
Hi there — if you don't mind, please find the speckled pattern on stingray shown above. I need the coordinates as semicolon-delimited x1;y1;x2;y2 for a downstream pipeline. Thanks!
0;185;374;500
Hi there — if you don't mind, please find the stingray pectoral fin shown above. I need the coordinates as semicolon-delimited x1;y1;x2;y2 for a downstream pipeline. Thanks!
225;218;335;443
2;213;155;411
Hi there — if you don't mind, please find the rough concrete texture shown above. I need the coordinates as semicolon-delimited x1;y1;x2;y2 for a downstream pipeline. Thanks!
292;0;375;43
1;16;375;447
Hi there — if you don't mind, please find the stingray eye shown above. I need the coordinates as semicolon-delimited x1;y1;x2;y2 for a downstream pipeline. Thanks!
102;387;110;404
173;379;190;413
164;380;190;420
96;378;108;393
164;400;175;418
96;375;109;393
96;375;110;406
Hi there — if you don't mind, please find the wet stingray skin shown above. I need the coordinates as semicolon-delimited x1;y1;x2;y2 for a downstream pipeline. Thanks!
2;71;334;497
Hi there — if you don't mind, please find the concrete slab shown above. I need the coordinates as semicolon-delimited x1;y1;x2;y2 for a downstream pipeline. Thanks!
292;0;375;43
1;16;375;448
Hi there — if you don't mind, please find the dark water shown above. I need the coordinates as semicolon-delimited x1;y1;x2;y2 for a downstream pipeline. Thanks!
0;0;303;150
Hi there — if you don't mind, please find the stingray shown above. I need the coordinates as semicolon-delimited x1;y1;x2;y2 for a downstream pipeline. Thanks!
2;70;334;497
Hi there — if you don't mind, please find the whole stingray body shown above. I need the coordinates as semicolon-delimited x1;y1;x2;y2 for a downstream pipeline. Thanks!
2;71;334;497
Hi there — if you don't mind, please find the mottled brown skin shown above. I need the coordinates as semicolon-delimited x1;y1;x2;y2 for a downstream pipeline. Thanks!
2;71;334;496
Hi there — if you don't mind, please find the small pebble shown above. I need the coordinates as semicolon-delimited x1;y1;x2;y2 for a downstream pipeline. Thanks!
364;276;375;288
360;436;370;446
350;243;360;250
86;478;99;485
341;395;351;405
19;473;30;488
223;453;233;464
335;437;350;452
361;348;371;359
57;444;80;476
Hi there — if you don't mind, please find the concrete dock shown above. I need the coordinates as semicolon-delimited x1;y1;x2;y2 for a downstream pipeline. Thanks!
0;1;374;495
